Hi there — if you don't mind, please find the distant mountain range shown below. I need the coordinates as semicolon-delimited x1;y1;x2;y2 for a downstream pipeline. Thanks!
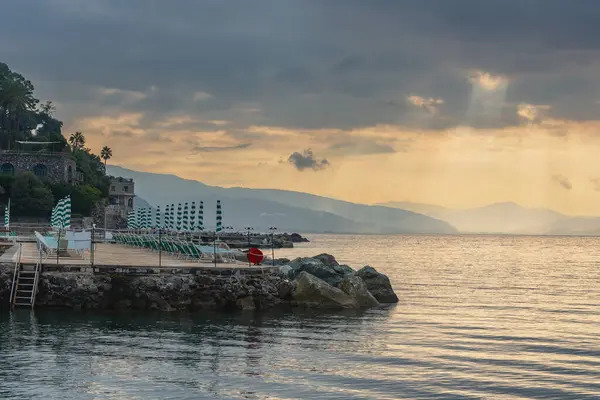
108;166;456;234
379;201;600;235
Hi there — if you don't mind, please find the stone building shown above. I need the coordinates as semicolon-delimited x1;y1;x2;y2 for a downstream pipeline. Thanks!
104;177;135;229
0;151;80;184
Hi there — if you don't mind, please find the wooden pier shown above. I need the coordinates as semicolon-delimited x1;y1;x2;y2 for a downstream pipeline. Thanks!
0;242;279;274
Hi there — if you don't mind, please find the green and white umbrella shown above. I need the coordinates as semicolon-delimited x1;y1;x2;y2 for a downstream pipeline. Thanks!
3;198;10;228
216;200;222;233
155;205;161;228
182;202;189;231
51;196;71;229
163;205;170;229
176;203;182;231
198;201;204;231
190;201;196;231
165;204;171;229
127;210;138;229
143;208;151;229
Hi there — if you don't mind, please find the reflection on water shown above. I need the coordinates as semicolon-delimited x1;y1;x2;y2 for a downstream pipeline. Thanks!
1;235;600;399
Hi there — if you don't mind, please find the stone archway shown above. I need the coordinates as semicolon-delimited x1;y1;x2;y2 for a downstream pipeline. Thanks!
33;164;48;178
0;163;15;176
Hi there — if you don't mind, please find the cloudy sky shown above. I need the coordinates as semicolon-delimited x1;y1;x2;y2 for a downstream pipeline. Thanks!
4;0;600;214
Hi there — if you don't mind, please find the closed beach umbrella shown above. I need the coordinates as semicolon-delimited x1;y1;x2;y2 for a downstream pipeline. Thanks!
50;199;61;228
4;198;9;229
216;200;222;233
190;201;196;231
155;205;161;228
53;196;71;229
176;203;182;231
168;204;175;230
182;202;189;231
164;205;170;229
198;201;204;231
62;196;71;229
127;210;137;229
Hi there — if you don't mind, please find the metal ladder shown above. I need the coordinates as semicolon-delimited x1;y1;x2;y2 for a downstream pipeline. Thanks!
10;262;41;310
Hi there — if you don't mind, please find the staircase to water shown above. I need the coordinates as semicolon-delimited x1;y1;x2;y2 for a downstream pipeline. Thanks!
10;263;41;309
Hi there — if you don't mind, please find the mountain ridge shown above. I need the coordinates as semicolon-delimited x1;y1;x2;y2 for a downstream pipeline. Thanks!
378;201;600;235
108;165;457;234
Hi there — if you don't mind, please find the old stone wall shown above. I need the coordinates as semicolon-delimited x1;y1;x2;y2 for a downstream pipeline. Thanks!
0;152;77;183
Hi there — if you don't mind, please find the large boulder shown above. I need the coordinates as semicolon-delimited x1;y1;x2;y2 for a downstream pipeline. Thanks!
292;271;358;309
312;253;339;267
339;275;379;307
356;266;399;303
288;257;354;287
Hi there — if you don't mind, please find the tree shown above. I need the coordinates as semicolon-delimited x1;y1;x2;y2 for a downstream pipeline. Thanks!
49;183;103;216
11;172;54;217
0;63;39;150
39;100;55;117
68;131;85;149
100;145;112;167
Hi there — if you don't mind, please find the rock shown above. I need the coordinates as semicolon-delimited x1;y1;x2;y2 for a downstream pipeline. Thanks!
356;266;399;303
289;233;309;243
288;257;354;287
312;253;339;267
278;279;295;299
292;271;358;309
278;265;292;277
236;296;256;310
339;275;379;307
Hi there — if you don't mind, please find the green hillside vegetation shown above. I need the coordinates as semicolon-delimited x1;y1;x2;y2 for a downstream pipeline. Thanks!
0;62;111;217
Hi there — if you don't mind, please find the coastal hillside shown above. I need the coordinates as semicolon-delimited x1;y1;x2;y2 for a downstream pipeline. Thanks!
380;201;600;235
107;166;457;234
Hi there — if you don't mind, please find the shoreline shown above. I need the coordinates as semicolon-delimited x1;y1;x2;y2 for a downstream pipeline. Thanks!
0;251;399;312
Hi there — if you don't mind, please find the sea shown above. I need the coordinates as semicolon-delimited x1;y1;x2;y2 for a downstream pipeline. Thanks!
1;234;600;399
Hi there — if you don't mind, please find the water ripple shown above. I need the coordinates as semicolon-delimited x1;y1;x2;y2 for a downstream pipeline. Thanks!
1;234;600;399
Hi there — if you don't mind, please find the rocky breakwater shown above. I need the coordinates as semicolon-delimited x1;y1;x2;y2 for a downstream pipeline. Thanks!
0;254;397;311
279;254;399;309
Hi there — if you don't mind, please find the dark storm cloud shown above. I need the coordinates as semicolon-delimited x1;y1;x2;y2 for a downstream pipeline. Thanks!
2;0;600;142
288;149;330;171
553;174;573;190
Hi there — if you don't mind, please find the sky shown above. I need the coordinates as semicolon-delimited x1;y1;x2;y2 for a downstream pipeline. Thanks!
3;0;600;214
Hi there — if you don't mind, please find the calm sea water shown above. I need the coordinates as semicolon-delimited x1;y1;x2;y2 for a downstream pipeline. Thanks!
1;234;600;399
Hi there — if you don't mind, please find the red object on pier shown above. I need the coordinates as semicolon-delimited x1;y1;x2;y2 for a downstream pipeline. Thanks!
247;248;264;265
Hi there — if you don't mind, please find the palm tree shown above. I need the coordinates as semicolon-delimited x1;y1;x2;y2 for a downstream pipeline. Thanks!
69;131;85;150
100;145;112;167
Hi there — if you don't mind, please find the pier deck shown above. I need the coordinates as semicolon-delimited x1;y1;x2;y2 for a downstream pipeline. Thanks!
0;242;277;274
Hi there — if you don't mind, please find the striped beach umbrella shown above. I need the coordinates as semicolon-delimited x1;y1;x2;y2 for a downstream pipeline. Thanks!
3;198;10;228
216;200;222;233
50;198;61;228
190;201;196;231
136;208;142;229
62;196;71;229
165;204;172;229
155;205;161;228
52;196;71;229
163;205;170;229
182;202;189;231
127;210;137;229
176;203;182;231
198;201;204;231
